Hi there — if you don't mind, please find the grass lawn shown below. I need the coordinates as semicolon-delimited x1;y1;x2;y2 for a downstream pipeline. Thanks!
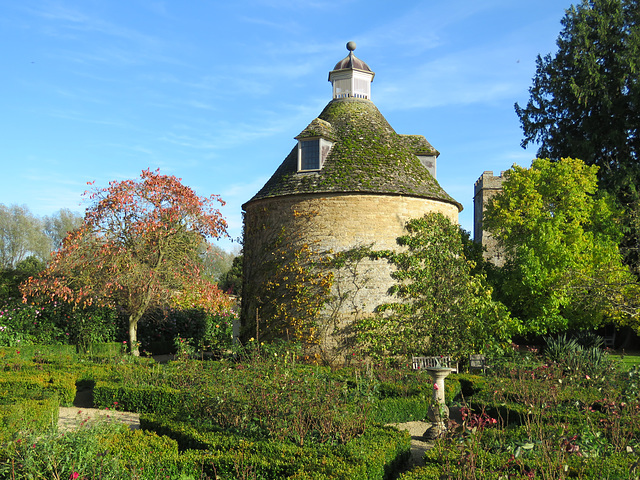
610;351;640;370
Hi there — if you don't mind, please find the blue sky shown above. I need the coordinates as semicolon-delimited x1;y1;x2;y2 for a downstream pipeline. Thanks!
1;0;568;251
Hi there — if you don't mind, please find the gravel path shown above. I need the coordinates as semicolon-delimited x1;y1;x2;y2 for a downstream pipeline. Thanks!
389;421;434;469
57;406;140;432
57;382;141;433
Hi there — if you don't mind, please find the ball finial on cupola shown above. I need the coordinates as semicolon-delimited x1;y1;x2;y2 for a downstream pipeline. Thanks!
346;41;357;52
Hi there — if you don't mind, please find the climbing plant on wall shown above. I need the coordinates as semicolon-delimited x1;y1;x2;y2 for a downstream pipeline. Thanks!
243;210;334;346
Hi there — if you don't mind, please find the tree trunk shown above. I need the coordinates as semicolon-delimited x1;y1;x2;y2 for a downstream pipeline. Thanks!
128;310;145;356
127;288;154;356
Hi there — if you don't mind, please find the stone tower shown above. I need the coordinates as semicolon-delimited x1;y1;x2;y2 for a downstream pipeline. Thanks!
241;43;462;358
473;171;505;266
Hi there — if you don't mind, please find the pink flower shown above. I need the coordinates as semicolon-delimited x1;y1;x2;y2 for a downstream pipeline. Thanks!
433;383;439;390
70;473;80;480
585;375;591;380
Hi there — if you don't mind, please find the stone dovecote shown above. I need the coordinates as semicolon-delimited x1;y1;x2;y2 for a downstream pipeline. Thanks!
241;43;462;358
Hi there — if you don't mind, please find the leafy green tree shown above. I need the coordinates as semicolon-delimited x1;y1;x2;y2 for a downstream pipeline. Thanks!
198;242;238;282
515;0;640;273
484;158;638;334
0;204;50;269
43;209;83;251
356;213;518;360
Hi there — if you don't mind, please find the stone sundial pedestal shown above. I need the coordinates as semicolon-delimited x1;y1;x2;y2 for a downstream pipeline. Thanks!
424;367;452;440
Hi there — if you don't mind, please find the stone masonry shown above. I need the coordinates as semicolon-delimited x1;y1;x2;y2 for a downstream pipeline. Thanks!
473;171;506;266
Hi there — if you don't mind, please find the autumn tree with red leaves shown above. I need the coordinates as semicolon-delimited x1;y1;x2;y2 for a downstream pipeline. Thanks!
21;169;231;355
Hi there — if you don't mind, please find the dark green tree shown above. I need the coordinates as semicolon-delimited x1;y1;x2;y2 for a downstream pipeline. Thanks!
356;213;518;360
515;0;640;273
219;254;243;296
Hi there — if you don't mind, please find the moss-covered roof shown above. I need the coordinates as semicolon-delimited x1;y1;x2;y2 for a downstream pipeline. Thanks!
295;118;337;141
399;135;439;157
244;98;462;211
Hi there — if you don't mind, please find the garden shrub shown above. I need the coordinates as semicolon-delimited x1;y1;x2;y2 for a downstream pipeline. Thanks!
544;333;614;377
402;435;638;480
98;427;184;477
0;298;119;349
136;307;235;355
6;344;77;361
444;375;461;403
62;306;119;353
141;414;410;480
369;397;430;424
2;418;184;478
156;362;372;446
0;371;77;406
0;397;59;442
93;382;182;415
394;465;442;480
452;373;487;399
0;302;54;346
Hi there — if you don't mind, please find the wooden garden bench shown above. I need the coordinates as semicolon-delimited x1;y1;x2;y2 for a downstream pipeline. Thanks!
411;356;458;373
603;331;616;349
468;354;490;373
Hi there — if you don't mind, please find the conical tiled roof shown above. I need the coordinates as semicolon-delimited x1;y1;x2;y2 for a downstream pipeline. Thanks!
244;97;462;211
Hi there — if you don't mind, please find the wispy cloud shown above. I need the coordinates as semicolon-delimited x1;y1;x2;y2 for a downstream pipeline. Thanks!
374;41;533;111
44;108;137;130
238;15;304;35
250;0;356;10
32;2;159;46
24;2;183;69
159;102;318;152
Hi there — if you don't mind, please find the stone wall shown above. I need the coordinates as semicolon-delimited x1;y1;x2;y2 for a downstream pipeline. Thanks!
242;192;459;358
473;171;505;266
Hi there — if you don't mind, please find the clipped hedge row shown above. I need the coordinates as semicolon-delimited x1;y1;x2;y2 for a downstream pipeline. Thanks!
369;397;430;424
93;382;182;415
140;414;411;480
398;447;635;479
0;397;59;442
450;373;487;399
0;345;77;358
97;427;185;478
0;371;77;406
376;374;461;404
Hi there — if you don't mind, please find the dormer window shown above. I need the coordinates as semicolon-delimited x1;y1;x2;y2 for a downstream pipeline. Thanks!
298;137;333;172
295;117;336;172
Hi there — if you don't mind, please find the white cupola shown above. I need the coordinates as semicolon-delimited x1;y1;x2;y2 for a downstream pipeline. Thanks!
328;41;375;100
